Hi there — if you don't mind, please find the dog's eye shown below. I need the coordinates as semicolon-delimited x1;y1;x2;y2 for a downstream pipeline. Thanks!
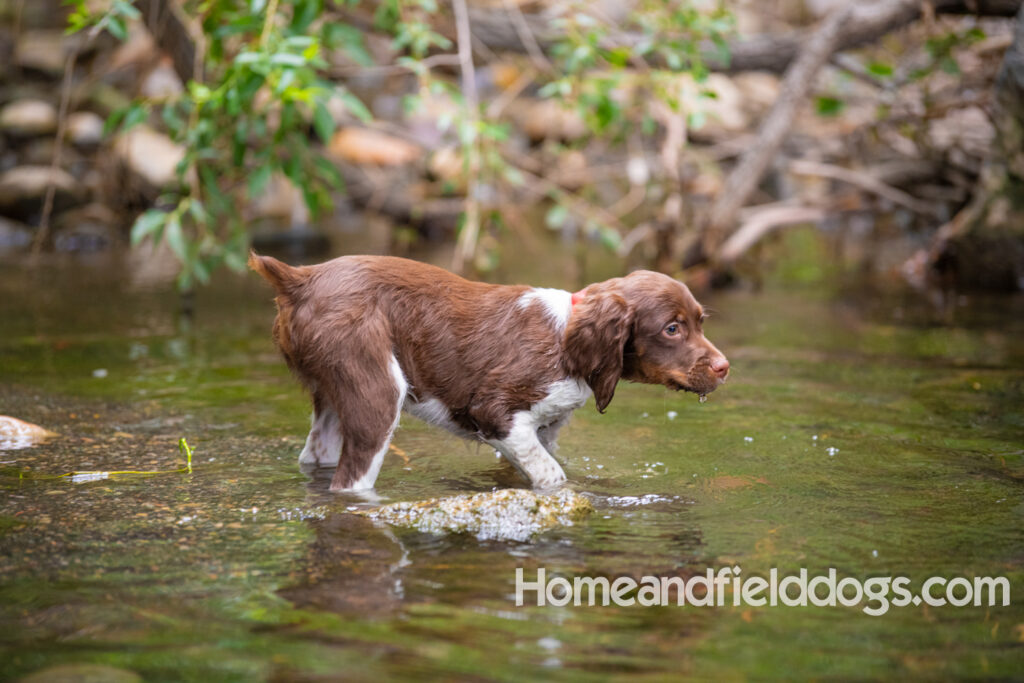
665;323;681;336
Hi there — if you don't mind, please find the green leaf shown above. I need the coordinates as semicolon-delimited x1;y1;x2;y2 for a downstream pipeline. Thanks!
314;157;344;190
867;61;893;78
337;90;372;123
235;51;262;65
605;46;631;68
248;163;273;197
120;103;148;132
282;36;316;50
597;226;621;250
192;256;211;285
290;0;322;33
106;15;127;41
102;107;126;137
111;0;141;20
187;199;207;226
165;214;187;262
545;204;570;230
313;100;335;143
323;24;374;66
939;56;960;75
815;96;844;117
270;53;306;67
130;210;166;246
224;246;249;273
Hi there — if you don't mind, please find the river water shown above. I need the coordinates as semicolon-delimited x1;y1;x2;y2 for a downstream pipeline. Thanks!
1;242;1022;680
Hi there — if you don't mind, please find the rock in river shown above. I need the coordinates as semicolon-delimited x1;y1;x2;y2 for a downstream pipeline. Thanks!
361;488;593;542
0;416;57;450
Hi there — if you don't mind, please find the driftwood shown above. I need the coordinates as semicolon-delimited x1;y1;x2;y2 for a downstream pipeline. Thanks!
787;160;942;218
718;205;827;265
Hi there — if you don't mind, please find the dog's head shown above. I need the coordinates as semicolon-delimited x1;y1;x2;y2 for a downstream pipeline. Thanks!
564;271;729;412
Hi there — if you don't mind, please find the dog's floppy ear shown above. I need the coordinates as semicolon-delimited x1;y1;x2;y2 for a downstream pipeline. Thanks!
564;282;634;413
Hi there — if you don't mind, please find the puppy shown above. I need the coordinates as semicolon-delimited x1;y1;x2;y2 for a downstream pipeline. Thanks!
250;253;729;492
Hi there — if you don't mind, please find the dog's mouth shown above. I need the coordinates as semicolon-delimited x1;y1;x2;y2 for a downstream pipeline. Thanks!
665;370;722;396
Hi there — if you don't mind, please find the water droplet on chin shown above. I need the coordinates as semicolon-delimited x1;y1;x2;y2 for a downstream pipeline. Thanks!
698;394;707;404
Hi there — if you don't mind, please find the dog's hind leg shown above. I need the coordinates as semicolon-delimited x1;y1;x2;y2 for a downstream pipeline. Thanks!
326;355;408;492
298;393;342;467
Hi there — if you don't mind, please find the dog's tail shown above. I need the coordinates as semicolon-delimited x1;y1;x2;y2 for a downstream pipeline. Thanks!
248;250;309;297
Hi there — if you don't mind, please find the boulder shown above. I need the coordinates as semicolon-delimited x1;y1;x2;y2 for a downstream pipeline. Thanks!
113;125;185;188
0;99;57;137
0;165;84;220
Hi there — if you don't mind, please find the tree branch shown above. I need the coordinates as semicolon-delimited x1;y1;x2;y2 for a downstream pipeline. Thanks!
468;0;1021;74
703;6;853;255
133;0;200;83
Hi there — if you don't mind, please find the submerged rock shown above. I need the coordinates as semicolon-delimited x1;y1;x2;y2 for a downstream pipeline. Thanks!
361;488;593;542
0;416;57;450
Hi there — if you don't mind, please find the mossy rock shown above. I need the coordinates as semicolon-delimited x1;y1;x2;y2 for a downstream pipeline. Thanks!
360;488;593;542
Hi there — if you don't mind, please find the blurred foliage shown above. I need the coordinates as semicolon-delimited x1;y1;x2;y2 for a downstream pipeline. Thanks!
67;0;735;289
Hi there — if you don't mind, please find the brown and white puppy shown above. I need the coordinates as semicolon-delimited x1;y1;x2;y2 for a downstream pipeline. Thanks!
250;253;729;492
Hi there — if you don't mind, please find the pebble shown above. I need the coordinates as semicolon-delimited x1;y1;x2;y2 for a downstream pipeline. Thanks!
66;111;105;147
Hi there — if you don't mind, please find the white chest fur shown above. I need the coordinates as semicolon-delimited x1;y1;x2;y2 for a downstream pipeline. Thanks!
527;377;592;428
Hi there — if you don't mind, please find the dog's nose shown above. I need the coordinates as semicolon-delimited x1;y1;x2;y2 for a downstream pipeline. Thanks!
711;357;730;379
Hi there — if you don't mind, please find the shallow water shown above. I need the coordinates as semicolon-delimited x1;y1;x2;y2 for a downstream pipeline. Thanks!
1;246;1022;680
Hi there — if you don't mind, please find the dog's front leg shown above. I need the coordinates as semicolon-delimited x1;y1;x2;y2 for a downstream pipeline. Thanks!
536;414;571;455
487;413;567;489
